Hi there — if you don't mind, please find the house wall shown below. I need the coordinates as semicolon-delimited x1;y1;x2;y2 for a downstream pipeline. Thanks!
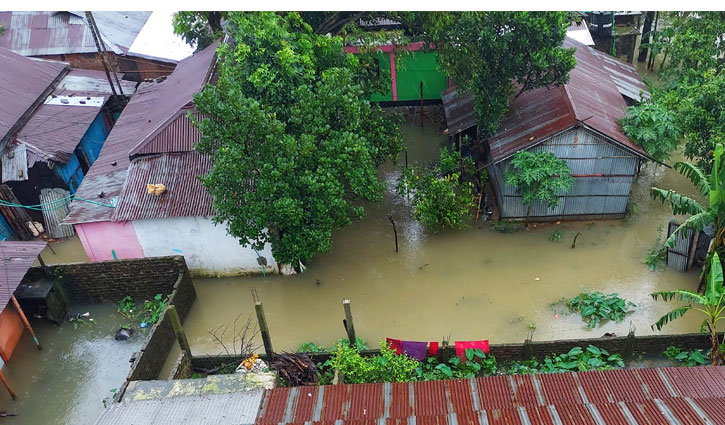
489;127;639;219
368;51;448;102
0;214;15;240
132;216;278;277
75;221;145;262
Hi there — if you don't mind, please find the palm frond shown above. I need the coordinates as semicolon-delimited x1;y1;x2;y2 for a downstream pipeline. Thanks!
662;212;714;248
651;306;692;331
674;162;709;197
651;290;706;304
650;188;706;215
706;252;724;304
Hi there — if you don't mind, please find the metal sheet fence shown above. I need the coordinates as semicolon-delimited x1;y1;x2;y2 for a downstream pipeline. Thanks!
40;188;74;238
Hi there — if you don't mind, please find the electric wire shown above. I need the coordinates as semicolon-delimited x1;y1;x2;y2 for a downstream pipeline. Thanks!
0;195;114;211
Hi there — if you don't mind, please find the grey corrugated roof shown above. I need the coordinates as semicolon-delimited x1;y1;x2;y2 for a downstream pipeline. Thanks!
95;391;264;425
0;240;47;310
40;188;74;238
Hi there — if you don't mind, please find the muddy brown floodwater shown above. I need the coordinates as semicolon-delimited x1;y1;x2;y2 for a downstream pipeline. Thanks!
180;119;711;357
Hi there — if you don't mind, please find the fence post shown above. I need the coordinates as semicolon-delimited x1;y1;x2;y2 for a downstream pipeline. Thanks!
167;305;192;358
252;288;275;361
343;298;356;348
625;330;636;358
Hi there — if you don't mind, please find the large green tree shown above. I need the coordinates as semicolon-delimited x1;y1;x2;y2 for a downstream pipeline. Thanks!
192;12;403;268
410;12;576;137
172;12;228;50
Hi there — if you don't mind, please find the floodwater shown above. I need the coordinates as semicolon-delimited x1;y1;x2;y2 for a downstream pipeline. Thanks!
181;119;709;356
34;235;89;266
0;304;145;424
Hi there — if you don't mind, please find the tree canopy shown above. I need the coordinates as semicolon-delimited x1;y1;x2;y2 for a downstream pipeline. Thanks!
192;12;403;268
172;12;228;50
412;12;576;137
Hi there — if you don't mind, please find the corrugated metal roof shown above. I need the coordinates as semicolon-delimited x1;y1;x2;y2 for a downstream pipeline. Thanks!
112;152;212;221
0;240;47;310
132;108;202;156
65;42;218;225
40;188;74;238
441;87;477;135
95;391;264;425
256;366;725;425
589;46;650;102
0;11;142;57
1;143;29;182
0;46;68;144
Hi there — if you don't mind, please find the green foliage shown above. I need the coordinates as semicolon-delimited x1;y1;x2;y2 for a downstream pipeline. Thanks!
621;99;681;163
508;345;625;374
663;346;710;367
643;225;666;271
416;349;496;380
329;341;419;384
566;292;636;328
172;12;228;50
297;342;326;353
102;388;117;408
336;337;369;351
397;148;476;232
417;12;575;137
652;253;725;364
678;70;725;171
193;12;403;267
505;151;574;223
117;294;168;325
548;230;562;242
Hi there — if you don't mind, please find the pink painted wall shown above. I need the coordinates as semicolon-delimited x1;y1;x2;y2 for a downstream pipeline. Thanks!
75;221;145;262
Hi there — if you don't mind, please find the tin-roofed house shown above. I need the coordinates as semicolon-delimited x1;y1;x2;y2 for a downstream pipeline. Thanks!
64;42;277;277
442;37;652;221
0;46;134;240
0;11;194;81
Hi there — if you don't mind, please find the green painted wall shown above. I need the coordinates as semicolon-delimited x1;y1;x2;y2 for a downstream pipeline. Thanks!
370;51;448;102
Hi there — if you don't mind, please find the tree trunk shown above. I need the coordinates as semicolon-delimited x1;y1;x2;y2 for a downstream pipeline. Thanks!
638;12;655;63
208;12;223;33
707;322;720;365
525;204;531;228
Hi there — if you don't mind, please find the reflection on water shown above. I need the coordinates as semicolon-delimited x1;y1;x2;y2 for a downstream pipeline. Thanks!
0;304;145;425
182;120;710;356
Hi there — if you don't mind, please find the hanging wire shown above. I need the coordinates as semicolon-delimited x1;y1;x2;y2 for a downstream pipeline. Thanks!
0;195;115;211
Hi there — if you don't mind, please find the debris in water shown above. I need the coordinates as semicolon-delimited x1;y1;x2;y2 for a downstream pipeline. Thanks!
554;314;559;319
418;263;430;270
114;327;135;341
534;277;540;281
270;353;318;386
81;312;90;317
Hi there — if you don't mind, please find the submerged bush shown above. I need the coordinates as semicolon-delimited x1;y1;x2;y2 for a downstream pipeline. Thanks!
567;291;636;328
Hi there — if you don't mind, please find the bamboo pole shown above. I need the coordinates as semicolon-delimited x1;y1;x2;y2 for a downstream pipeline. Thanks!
167;305;192;358
343;298;356;348
0;366;16;400
11;296;40;350
252;288;275;360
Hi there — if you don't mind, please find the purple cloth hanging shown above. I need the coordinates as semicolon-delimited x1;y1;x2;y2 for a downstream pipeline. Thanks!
400;340;428;361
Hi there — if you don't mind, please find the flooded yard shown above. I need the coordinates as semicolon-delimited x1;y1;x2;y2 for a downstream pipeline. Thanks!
181;119;708;356
0;304;145;424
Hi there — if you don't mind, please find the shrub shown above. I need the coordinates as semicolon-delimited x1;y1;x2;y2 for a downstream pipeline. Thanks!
508;345;624;374
663;346;709;366
567;291;636;328
416;348;496;380
297;342;325;353
329;341;419;384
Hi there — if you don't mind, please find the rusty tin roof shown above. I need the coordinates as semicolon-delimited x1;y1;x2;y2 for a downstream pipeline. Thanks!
0;240;47;310
0;11;150;57
65;42;218;224
255;366;725;425
0;46;68;145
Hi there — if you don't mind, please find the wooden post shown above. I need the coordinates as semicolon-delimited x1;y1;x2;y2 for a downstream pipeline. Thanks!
252;288;275;361
342;298;356;348
0;366;16;400
419;81;424;127
625;329;636;358
686;230;700;271
11;295;41;350
167;305;192;358
388;215;399;253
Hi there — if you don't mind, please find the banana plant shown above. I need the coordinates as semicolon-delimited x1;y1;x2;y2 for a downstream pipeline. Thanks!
651;253;725;365
651;143;725;284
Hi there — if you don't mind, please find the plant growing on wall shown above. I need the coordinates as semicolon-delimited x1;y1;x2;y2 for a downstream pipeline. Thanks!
505;151;574;226
651;253;725;365
566;291;636;328
508;345;625;374
193;12;403;269
663;346;710;367
397;148;476;231
329;341;419;384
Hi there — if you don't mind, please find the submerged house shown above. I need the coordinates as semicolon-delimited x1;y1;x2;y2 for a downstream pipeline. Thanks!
64;42;277;277
442;37;652;221
0;46;134;240
0;11;194;81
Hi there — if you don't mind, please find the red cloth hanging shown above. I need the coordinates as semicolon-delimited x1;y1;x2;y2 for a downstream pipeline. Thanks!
455;340;490;362
386;338;403;354
429;341;439;356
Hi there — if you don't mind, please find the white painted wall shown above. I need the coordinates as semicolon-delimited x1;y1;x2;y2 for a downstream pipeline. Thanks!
132;216;278;277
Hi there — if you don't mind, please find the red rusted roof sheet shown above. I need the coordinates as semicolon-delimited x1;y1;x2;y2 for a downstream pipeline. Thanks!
487;37;650;163
0;46;68;144
112;152;212;221
0;240;46;310
257;366;725;425
65;41;218;224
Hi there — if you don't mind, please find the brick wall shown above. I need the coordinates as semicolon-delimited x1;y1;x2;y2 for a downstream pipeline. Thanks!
170;351;192;380
25;256;190;304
